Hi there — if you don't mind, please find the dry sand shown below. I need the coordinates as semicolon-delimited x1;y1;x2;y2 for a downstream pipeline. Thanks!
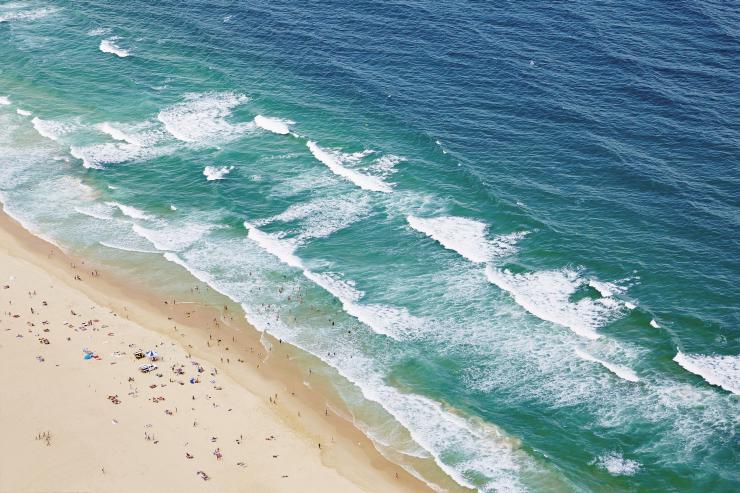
0;210;443;493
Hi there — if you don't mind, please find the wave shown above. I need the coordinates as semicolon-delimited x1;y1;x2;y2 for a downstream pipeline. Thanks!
74;203;116;221
0;96;9;105
485;266;625;340
674;352;739;395
303;271;424;340
408;215;525;263
575;348;639;382
105;201;153;220
0;6;59;23
306;141;393;193
132;222;214;252
157;92;250;144
86;27;110;36
253;115;294;135
650;319;660;328
203;165;234;181
70;142;141;169
260;193;371;240
31;117;72;141
16;108;31;116
97;122;143;146
99;38;129;58
99;241;158;254
593;452;640;476
243;221;302;268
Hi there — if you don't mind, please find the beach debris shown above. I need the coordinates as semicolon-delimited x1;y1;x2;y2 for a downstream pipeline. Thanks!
107;394;121;405
196;471;210;481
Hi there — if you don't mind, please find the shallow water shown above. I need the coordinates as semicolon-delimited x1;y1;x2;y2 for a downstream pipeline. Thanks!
1;1;738;491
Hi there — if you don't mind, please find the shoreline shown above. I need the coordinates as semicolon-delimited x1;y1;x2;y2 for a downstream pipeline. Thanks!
0;206;463;492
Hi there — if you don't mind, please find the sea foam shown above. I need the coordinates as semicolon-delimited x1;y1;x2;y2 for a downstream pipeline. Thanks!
31;117;72;141
485;266;625;340
99;38;129;57
307;141;393;193
408;215;525;263
243;222;303;268
203;165;234;181
254;115;294;135
594;452;640;476
0;96;10;105
674;352;739;395
16;108;31;116
575;348;639;382
157;92;250;144
106;201;153;220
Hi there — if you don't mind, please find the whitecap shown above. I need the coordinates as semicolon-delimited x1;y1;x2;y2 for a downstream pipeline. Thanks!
650;319;660;328
99;38;129;58
575;348;639;382
132;222;213;252
31;117;72;141
157;92;251;144
261;193;370;240
408;215;525;263
105;201;153;220
253;114;294;135
306;141;393;193
0;96;10;105
485;266;626;339
674;351;739;394
97;122;142;146
16;108;31;116
86;27;110;36
594;452;640;476
243;221;302;268
203;165;234;181
0;6;59;23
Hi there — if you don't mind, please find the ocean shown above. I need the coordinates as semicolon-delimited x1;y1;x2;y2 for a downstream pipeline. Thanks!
1;1;738;491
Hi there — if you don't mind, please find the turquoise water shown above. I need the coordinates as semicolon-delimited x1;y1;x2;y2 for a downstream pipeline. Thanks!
1;1;738;491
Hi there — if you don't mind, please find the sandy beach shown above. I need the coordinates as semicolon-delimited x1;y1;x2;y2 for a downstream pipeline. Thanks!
0;209;443;493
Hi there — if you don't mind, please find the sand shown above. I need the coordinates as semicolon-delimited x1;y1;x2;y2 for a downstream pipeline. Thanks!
0;210;442;493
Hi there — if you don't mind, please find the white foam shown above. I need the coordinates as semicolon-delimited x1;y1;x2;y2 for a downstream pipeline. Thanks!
105;201;153;220
0;96;10;105
307;141;393;193
31;117;71;141
262;193;370;240
650;319;660;328
485;266;626;340
588;279;623;298
170;204;177;211
254;115;294;135
674;352;739;395
157;92;250;143
86;27;110;36
132;222;213;252
408;215;525;263
243;222;302;268
625;301;636;310
302;270;422;340
0;7;59;23
74;203;115;221
594;452;640;476
575;349;639;382
99;38;129;58
203;165;234;181
15;108;31;116
70;138;167;168
99;241;158;254
97;122;142;146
